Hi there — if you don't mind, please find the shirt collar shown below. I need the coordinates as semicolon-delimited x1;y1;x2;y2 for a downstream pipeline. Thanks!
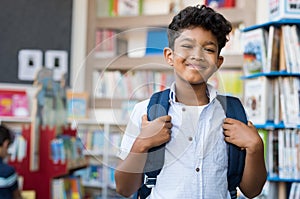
169;82;218;104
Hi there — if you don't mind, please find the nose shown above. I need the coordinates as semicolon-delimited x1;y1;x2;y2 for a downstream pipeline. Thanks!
190;46;205;61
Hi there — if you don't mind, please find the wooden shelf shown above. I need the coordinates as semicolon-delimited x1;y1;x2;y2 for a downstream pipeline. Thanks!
95;8;246;29
0;116;31;123
95;14;174;29
89;55;171;71
89;54;242;71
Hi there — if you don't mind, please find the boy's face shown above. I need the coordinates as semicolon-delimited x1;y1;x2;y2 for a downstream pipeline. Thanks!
164;27;223;84
0;140;10;159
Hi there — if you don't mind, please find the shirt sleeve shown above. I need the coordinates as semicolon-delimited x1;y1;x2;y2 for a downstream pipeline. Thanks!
117;99;148;160
0;166;19;191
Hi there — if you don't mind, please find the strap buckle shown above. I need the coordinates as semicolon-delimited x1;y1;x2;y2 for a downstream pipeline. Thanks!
144;175;156;188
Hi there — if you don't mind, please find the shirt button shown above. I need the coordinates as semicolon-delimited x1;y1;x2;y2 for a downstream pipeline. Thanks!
188;136;193;141
182;107;186;111
196;168;200;172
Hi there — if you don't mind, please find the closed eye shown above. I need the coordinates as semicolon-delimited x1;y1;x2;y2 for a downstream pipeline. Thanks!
181;44;193;49
203;48;216;53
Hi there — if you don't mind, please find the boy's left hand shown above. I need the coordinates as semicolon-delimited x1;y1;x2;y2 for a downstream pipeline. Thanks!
222;118;262;153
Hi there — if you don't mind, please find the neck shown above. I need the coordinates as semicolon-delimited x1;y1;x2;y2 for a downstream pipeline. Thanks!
175;82;209;106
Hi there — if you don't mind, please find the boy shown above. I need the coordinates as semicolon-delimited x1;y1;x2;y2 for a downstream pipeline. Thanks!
115;5;267;199
0;125;22;199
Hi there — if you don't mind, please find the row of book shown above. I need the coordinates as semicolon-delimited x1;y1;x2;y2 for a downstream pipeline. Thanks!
96;0;236;17
0;89;29;117
93;70;174;99
77;128;122;156
50;135;85;164
94;28;169;58
8;131;27;162
244;76;300;127
74;164;116;189
52;176;84;199
97;0;142;17
242;24;300;75
94;26;244;59
266;129;300;180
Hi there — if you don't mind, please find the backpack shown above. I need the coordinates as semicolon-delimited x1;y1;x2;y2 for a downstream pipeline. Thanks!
134;88;247;199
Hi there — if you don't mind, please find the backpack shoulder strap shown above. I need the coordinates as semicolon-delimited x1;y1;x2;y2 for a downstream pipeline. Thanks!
136;89;171;199
216;95;247;199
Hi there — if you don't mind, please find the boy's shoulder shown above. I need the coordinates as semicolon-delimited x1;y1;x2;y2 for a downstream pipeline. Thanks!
0;161;16;178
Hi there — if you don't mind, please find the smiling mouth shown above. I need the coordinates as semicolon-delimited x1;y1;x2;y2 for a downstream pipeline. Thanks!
187;63;208;70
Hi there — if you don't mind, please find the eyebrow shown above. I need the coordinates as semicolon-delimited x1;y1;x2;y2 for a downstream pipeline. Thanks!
178;37;217;47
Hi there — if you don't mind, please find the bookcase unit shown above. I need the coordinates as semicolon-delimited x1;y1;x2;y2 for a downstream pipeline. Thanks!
242;19;300;199
1;117;87;199
79;1;258;198
72;118;126;199
84;0;257;109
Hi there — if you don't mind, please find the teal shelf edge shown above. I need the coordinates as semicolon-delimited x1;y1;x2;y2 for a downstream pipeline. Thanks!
255;121;299;129
241;71;300;79
268;176;300;183
243;19;300;32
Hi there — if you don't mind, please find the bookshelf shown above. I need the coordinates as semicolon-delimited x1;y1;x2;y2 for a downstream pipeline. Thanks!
242;19;300;199
73;119;125;199
81;1;257;198
2;120;87;199
84;0;257;108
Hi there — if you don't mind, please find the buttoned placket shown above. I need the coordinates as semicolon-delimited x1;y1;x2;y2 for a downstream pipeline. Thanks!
168;85;220;198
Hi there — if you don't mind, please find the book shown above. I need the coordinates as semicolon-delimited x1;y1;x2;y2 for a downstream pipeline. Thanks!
205;0;235;8
242;28;268;75
51;178;66;199
145;28;168;55
0;89;29;117
109;0;142;16
142;0;170;15
268;130;279;178
243;76;273;125
117;0;142;16
278;77;300;127
258;129;268;163
96;0;111;17
92;130;105;153
279;28;287;72
66;91;89;119
289;25;300;73
94;29;117;58
278;129;285;178
281;25;295;73
266;25;280;72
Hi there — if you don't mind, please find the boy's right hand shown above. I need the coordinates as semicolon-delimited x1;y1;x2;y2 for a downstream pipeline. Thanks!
133;114;172;153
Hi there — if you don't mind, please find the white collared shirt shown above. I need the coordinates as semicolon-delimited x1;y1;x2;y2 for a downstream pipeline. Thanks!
118;83;228;199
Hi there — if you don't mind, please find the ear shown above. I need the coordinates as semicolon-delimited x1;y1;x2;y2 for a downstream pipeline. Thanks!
164;47;174;66
3;140;10;149
216;56;224;69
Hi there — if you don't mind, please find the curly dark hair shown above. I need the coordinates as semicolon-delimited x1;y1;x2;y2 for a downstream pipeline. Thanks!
167;5;232;54
0;125;14;146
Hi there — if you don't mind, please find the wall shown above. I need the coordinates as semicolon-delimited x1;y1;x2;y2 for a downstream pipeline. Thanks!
0;0;73;85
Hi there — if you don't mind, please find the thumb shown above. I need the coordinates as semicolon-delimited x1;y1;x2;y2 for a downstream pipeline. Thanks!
141;114;149;123
247;121;255;129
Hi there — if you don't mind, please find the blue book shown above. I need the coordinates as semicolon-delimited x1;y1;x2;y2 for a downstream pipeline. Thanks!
145;29;168;55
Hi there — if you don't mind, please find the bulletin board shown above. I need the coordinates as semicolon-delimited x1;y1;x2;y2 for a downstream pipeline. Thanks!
0;0;73;84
